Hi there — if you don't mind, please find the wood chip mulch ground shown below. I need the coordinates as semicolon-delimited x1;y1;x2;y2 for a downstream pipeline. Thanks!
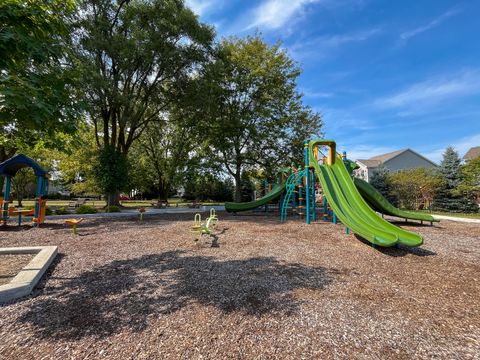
0;212;479;359
0;254;34;286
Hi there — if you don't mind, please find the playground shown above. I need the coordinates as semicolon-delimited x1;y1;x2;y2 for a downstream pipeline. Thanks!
0;213;479;358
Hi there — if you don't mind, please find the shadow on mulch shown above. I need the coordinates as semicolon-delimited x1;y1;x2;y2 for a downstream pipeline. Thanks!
388;220;439;228
18;251;336;340
354;235;436;257
377;245;436;257
0;224;35;232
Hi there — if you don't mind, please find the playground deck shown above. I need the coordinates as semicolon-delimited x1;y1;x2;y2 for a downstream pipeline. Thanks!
0;213;479;359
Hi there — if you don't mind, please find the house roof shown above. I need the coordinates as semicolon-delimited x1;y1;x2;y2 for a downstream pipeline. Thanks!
356;148;437;168
463;146;480;161
369;149;407;162
356;159;382;167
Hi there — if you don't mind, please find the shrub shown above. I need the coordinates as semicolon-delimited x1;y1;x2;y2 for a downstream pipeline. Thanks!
75;205;98;214
45;207;53;216
55;207;69;215
105;205;121;213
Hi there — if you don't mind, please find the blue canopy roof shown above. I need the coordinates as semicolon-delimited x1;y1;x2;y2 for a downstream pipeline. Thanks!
0;154;48;178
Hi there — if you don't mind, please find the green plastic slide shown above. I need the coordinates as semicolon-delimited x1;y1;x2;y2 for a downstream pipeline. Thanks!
308;140;423;247
225;183;286;213
354;177;438;223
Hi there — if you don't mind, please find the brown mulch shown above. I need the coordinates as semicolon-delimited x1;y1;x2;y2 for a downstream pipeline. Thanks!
0;254;34;286
0;212;479;359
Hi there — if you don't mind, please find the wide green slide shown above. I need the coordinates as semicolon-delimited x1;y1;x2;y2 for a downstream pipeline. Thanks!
309;140;423;247
225;183;286;213
354;177;438;223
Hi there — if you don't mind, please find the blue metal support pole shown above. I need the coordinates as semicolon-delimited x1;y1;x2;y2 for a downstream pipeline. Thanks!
43;177;48;195
304;141;310;224
3;176;12;222
333;212;337;224
34;176;43;219
298;176;302;218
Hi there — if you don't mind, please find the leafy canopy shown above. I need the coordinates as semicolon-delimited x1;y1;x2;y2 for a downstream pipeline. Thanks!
0;0;79;153
202;35;322;200
73;0;214;153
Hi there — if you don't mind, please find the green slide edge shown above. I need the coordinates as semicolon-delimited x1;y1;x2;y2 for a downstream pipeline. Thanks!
308;141;398;247
225;183;286;213
330;157;423;247
354;177;438;223
309;140;423;247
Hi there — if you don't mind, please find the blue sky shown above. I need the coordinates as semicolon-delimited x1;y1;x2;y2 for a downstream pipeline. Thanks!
185;0;480;163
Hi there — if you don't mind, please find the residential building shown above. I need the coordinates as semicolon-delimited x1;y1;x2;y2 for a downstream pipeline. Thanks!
353;149;437;182
463;146;480;162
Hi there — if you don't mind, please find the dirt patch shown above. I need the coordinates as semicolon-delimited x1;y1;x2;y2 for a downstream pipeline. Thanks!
0;212;479;359
0;254;34;286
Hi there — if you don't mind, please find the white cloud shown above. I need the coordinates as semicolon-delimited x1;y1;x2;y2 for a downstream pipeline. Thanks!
245;0;321;31
374;70;480;110
312;28;380;47
320;107;376;135
289;28;380;62
423;133;480;163
400;7;461;41
302;89;334;98
185;0;218;16
342;144;396;161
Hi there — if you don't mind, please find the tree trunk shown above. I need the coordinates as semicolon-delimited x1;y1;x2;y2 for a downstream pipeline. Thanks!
234;173;242;202
106;191;121;207
157;177;170;202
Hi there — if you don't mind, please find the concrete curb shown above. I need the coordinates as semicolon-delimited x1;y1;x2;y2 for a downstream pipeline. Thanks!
432;215;480;224
0;246;58;304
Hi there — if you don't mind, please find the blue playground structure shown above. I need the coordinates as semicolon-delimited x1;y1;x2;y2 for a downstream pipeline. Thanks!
0;154;49;226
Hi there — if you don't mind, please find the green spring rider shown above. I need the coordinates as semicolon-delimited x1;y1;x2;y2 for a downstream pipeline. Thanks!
191;208;218;235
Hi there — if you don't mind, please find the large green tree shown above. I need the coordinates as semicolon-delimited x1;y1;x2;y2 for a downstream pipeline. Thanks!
455;156;480;211
202;35;323;201
73;0;214;205
129;111;200;201
0;0;79;163
55;125;100;196
390;168;443;210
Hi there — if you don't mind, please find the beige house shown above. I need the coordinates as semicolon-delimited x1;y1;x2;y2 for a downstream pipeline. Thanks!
463;146;480;162
353;149;437;182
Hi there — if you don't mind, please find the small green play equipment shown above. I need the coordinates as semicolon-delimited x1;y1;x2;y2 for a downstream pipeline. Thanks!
65;218;84;235
208;208;218;223
191;209;218;236
0;154;49;226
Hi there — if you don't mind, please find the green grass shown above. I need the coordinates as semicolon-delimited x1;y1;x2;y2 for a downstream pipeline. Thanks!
19;198;224;210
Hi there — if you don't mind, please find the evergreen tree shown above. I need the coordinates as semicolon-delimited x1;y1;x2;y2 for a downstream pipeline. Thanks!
438;147;461;188
433;147;478;212
369;165;398;206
